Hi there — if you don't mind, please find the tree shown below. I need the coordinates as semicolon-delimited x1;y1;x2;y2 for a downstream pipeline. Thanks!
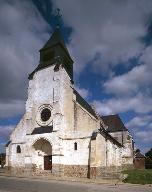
145;148;152;159
145;148;152;169
135;149;140;153
0;153;6;168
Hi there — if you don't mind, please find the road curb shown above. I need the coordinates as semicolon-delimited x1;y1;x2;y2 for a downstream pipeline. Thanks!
0;173;151;188
0;173;121;185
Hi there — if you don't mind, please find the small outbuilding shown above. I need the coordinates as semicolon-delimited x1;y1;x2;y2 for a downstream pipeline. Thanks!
134;150;145;169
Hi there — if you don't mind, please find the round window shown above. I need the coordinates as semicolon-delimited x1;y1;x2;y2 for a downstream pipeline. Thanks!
41;108;51;122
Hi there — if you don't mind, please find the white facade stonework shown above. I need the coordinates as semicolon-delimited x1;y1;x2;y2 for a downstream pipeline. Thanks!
6;28;134;178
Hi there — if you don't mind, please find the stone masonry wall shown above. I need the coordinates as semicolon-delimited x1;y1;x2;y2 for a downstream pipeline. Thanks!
74;102;99;133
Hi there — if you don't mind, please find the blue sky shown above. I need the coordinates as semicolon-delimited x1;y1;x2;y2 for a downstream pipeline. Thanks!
0;0;152;153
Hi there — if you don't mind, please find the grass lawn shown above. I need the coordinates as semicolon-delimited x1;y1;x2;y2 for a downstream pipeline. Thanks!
123;169;152;184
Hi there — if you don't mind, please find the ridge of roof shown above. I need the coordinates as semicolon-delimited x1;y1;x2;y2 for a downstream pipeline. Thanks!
99;127;123;147
73;89;98;119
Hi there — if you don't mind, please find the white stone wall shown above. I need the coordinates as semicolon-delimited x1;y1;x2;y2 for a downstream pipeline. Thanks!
109;131;124;144
61;138;90;165
94;134;106;167
106;140;122;167
74;101;99;133
109;131;134;165
26;67;54;109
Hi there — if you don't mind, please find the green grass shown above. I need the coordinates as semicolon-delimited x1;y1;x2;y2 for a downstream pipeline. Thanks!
122;169;152;184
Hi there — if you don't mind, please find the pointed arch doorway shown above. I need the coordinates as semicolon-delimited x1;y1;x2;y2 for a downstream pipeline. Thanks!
33;138;52;171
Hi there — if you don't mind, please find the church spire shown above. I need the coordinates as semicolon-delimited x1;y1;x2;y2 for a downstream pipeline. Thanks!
28;10;73;80
55;8;62;29
40;8;70;56
40;27;71;60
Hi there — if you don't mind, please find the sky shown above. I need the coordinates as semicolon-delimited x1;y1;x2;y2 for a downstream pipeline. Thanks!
0;0;152;153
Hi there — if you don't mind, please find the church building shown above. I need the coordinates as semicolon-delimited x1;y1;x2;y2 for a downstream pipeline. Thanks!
6;26;134;178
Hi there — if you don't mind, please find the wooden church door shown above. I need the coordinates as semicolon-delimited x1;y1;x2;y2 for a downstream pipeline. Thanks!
44;155;52;170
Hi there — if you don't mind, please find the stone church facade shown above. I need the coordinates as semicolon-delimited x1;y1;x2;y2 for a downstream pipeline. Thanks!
6;27;134;178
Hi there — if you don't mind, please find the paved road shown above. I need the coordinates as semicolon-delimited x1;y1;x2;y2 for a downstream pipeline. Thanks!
0;176;151;192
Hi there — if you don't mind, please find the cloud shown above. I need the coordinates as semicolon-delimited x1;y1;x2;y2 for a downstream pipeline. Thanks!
0;0;49;118
0;143;6;153
102;43;152;97
103;64;152;96
74;85;89;99
93;93;152;115
0;100;25;118
140;45;152;68
52;0;152;73
148;123;152;129
126;115;152;129
0;124;15;152
136;131;152;143
99;44;152;117
0;125;14;142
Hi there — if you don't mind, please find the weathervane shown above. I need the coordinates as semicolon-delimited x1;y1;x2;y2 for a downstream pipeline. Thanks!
55;8;62;28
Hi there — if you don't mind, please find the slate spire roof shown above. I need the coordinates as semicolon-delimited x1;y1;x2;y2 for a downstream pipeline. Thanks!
40;28;71;58
41;28;62;51
28;27;73;80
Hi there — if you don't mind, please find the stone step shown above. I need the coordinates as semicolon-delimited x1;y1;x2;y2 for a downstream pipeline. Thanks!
0;168;5;173
97;173;121;179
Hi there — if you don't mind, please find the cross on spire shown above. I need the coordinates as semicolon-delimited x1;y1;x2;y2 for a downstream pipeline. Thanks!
55;8;62;28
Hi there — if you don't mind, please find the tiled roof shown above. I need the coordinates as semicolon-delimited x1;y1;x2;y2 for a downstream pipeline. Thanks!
5;140;11;147
135;152;145;158
31;126;53;135
102;114;128;132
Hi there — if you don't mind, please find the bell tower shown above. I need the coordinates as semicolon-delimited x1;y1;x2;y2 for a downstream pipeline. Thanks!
26;25;74;134
28;27;73;81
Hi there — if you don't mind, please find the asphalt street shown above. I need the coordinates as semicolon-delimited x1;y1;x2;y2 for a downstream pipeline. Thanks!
0;176;151;192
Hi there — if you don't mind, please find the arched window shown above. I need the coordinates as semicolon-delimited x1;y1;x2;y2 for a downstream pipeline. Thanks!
74;142;77;150
17;145;21;153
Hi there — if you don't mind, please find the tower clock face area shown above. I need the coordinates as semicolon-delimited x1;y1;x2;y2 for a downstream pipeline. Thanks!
41;108;51;122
